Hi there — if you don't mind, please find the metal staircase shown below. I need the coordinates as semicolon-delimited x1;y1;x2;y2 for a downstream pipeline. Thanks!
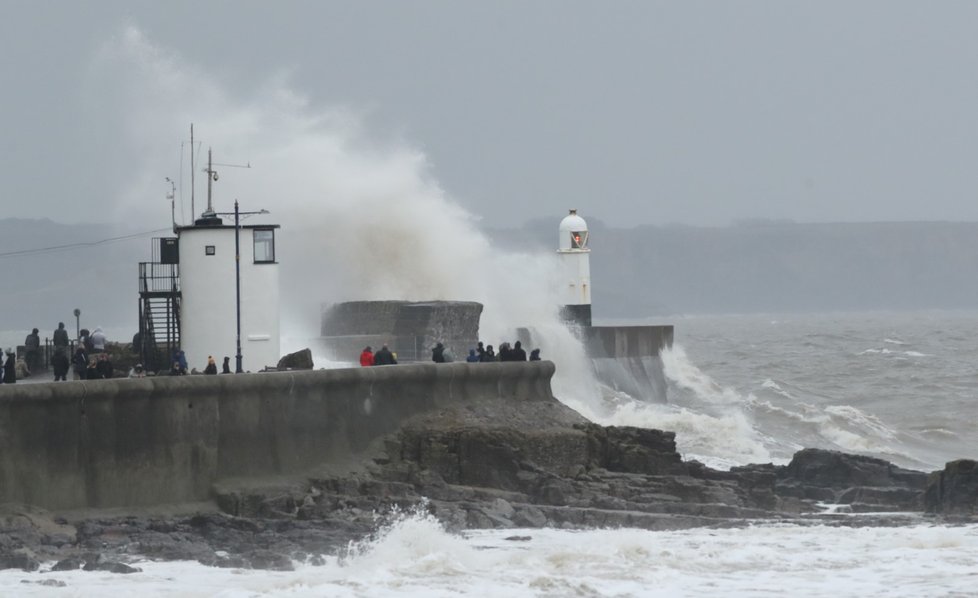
138;239;181;373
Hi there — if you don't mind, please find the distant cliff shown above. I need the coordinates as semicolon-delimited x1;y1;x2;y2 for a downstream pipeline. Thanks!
489;220;978;317
4;218;978;333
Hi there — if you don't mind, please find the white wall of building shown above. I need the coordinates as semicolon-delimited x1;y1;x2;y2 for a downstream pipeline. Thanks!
178;225;280;371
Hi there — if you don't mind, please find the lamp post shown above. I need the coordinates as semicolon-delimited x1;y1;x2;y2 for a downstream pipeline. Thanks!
234;201;242;373
73;308;81;339
217;201;269;373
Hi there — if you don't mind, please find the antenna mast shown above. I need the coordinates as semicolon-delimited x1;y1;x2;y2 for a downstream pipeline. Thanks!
203;147;217;217
166;177;176;232
190;124;196;221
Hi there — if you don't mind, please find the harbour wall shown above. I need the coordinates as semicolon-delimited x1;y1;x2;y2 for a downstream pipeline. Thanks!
0;362;555;511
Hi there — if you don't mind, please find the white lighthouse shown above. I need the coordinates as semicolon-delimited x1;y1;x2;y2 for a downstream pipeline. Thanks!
557;209;592;327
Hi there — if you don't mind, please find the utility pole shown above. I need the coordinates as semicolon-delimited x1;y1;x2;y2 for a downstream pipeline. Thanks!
215;201;269;373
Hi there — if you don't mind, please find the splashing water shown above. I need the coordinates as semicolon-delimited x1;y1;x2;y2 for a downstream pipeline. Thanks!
6;510;978;597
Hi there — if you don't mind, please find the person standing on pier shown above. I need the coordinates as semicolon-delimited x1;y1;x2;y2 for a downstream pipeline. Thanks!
3;351;16;383
53;322;69;353
24;328;40;372
72;346;88;380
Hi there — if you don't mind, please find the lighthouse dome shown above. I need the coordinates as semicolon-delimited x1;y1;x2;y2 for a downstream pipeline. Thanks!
558;209;589;251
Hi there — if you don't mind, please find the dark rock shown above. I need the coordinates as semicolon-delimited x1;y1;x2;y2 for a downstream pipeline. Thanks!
581;424;687;475
22;579;68;587
277;349;314;370
83;560;142;574
50;557;84;571
782;449;926;490
0;551;40;572
838;486;922;510
244;549;294;571
924;460;978;515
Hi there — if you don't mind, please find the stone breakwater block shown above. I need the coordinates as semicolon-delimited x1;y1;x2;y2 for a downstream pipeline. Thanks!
277;348;314;370
925;459;978;515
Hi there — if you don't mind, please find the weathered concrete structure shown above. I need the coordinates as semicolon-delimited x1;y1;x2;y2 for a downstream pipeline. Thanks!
517;324;675;402
0;362;551;511
583;325;674;402
318;300;483;362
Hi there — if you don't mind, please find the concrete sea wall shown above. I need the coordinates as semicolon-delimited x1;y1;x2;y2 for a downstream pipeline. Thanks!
0;362;555;511
320;300;483;361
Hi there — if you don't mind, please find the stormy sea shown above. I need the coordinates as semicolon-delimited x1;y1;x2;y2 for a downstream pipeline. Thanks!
3;309;977;597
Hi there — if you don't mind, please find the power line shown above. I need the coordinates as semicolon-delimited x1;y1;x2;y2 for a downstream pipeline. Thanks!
0;228;172;260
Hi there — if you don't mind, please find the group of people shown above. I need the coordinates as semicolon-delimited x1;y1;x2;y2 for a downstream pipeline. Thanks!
455;340;540;363
358;341;543;365
359;345;398;366
2;320;245;383
169;351;232;376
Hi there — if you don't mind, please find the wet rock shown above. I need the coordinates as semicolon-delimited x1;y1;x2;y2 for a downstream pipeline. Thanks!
277;349;314;370
0;551;40;572
22;579;67;587
512;506;548;528
83;557;142;574
782;449;926;490
50;557;84;571
243;549;294;571
924;459;978;515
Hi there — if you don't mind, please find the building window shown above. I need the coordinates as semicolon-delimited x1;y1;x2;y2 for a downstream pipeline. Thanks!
205;245;216;256
570;231;589;249
254;229;275;263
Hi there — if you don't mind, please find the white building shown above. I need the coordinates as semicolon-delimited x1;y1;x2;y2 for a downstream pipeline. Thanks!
175;212;281;372
557;209;592;327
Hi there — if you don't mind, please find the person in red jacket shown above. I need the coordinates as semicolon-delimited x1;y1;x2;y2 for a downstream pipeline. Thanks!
359;346;374;367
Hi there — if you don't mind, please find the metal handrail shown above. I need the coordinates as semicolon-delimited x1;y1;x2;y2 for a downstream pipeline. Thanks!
139;262;181;294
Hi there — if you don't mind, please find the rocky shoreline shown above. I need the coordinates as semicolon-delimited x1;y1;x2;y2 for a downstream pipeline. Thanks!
2;395;976;574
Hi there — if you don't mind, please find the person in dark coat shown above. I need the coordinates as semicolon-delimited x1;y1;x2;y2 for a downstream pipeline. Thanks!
512;341;527;361
86;357;101;380
431;342;445;363
222;356;232;374
51;349;69;381
3;352;16;383
72;346;88;380
175;350;188;374
481;345;497;362
497;342;511;362
466;349;480;363
96;354;113;379
204;356;218;375
80;328;93;353
529;348;541;361
24;328;40;372
53;322;69;353
476;341;485;362
373;344;396;365
169;361;184;376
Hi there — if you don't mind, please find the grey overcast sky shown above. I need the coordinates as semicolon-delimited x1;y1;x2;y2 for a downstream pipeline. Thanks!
2;0;978;229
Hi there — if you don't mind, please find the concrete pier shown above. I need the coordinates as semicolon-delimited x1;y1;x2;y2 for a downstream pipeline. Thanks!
0;362;554;510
